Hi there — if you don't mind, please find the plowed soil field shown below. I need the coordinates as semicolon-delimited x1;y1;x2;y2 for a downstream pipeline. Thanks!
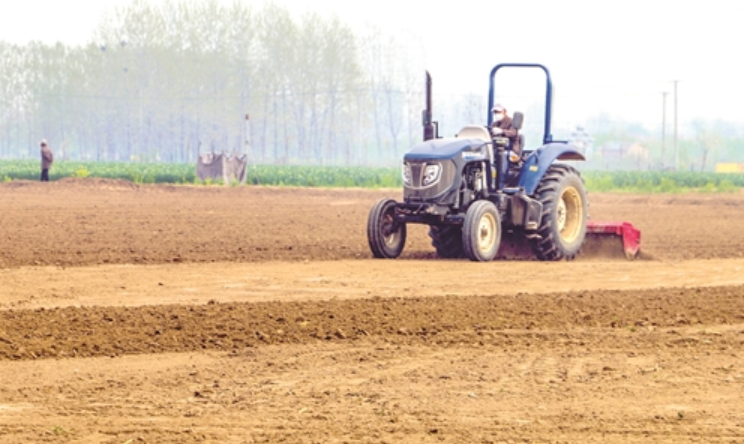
1;179;743;443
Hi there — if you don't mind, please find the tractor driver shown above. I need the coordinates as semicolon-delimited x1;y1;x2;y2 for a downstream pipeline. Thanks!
490;104;521;158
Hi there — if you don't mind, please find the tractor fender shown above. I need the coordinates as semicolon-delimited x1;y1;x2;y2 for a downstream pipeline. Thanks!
517;143;585;195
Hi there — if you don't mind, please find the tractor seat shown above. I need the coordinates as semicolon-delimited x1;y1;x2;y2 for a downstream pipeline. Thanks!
456;125;491;141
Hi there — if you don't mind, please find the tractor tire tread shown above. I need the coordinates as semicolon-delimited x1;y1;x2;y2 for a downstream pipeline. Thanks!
429;224;464;258
529;165;588;261
367;198;406;259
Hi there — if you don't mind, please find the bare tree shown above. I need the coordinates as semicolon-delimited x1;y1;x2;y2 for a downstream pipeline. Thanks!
0;0;427;167
692;120;721;171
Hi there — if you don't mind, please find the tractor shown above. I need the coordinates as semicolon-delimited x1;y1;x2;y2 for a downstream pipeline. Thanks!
367;63;640;261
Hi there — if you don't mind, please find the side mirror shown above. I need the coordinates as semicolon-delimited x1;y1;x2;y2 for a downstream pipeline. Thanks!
512;112;524;130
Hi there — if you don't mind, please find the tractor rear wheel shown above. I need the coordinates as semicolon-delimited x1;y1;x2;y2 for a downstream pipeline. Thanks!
367;198;406;258
428;225;464;258
530;165;588;260
462;200;502;262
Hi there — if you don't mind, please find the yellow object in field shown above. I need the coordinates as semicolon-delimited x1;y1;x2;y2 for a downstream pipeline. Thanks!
715;163;744;173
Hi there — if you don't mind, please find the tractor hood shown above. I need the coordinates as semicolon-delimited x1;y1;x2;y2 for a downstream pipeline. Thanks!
404;138;489;161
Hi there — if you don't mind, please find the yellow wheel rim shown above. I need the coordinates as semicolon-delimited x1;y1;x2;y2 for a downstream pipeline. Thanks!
477;212;498;253
557;186;583;243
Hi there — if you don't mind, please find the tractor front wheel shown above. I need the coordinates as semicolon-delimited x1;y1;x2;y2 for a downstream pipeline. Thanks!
462;200;501;262
367;198;406;258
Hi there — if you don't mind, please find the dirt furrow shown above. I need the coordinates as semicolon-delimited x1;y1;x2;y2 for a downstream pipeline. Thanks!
2;285;743;361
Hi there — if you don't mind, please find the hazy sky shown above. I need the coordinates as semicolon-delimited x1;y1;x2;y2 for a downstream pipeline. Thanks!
2;0;743;131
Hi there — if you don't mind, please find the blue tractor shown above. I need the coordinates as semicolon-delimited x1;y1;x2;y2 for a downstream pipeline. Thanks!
367;63;589;261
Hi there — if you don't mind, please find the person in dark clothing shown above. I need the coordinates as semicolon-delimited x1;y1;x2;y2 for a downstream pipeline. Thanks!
490;104;521;157
40;139;53;181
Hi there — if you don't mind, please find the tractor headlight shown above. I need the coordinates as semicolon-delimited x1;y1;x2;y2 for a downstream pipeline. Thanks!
422;163;441;186
402;162;412;186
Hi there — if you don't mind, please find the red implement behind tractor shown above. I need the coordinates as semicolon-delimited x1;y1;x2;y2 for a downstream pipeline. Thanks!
584;221;642;259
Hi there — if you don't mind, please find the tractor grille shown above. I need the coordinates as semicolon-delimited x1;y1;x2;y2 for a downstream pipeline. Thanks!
403;160;456;202
409;162;425;188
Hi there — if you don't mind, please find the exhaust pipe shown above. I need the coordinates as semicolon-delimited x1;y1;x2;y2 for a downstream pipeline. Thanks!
423;71;435;141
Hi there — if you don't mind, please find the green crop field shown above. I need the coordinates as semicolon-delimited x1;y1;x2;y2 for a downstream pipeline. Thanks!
582;171;744;193
0;160;401;188
1;160;743;193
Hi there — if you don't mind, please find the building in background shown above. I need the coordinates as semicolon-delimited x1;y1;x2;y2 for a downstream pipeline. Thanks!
569;126;593;158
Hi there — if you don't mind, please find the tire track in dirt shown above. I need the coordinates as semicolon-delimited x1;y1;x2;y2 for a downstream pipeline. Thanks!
2;285;743;361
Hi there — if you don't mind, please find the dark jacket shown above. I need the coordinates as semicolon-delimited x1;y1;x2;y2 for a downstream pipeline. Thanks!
491;116;520;155
41;145;54;169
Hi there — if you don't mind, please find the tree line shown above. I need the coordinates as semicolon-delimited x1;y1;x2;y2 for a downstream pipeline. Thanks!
0;0;428;166
2;0;743;171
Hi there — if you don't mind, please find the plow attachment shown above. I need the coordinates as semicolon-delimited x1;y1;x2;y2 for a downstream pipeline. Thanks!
491;222;641;260
583;221;641;259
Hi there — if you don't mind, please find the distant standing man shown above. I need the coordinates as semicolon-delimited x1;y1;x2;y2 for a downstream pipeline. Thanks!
40;139;53;182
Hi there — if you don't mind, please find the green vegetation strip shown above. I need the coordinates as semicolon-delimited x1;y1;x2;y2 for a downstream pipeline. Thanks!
0;160;401;188
583;171;744;193
1;160;743;192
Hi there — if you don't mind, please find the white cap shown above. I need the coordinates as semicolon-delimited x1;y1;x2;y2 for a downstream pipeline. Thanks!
491;104;505;113
40;139;47;146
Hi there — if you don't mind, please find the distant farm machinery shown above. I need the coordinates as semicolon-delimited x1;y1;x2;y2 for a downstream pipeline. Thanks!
197;151;247;184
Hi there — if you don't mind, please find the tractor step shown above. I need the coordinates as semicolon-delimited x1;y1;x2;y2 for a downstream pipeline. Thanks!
584;221;641;259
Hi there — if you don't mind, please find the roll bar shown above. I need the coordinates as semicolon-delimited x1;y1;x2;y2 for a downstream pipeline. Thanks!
488;63;554;145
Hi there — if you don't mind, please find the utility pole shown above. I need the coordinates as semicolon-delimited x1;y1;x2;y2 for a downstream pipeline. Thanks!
244;114;253;185
244;114;251;156
662;91;668;168
673;80;679;170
